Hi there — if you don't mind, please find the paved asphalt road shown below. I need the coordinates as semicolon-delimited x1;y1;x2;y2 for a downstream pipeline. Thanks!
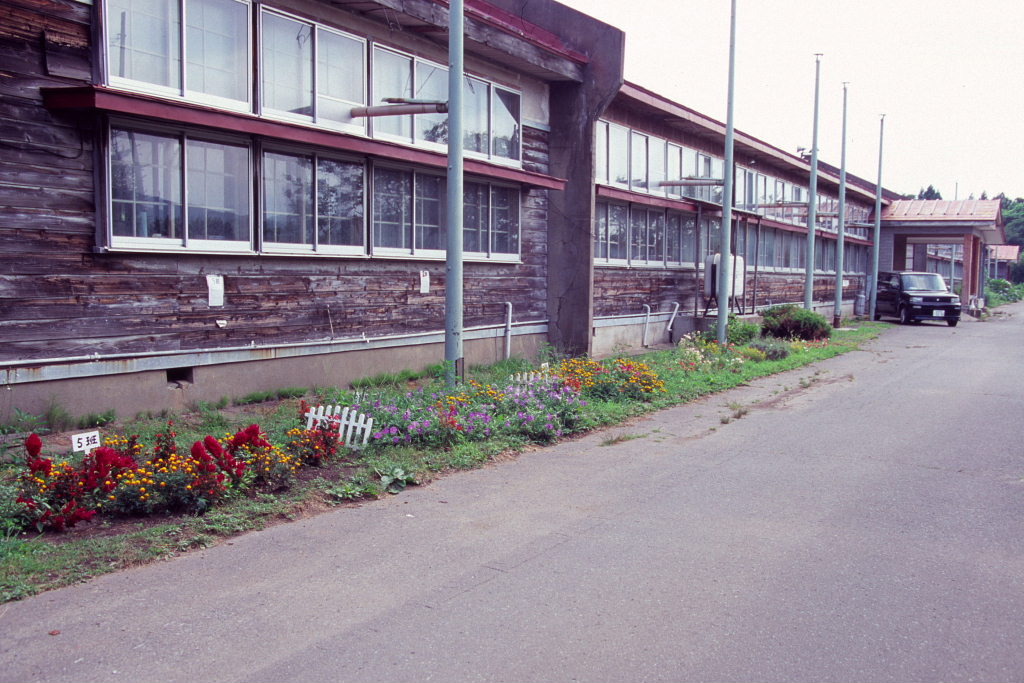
3;306;1023;683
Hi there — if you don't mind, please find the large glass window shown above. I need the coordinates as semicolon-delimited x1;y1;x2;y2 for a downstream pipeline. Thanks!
463;76;489;155
416;62;449;145
493;88;521;161
263;12;365;129
262;151;364;252
108;0;249;108
109;126;251;249
466;184;520;257
608;124;629;188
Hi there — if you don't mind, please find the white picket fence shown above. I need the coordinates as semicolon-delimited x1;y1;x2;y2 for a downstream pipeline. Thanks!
304;405;375;449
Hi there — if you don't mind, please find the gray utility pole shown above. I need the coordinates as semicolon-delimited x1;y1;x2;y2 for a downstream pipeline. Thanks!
833;82;848;328
868;114;885;322
803;54;822;310
716;0;737;345
444;0;464;386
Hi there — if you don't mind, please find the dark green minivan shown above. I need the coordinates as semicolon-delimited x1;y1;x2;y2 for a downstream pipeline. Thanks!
875;271;961;327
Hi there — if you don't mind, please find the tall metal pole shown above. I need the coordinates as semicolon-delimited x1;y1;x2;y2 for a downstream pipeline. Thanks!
832;82;848;328
444;0;464;386
803;54;822;310
716;0;737;345
868;114;884;321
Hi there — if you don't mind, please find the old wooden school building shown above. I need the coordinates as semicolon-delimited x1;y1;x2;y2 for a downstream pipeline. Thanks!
0;0;1005;419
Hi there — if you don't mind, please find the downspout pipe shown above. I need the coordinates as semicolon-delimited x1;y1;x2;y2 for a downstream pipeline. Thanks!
642;304;652;347
504;302;513;359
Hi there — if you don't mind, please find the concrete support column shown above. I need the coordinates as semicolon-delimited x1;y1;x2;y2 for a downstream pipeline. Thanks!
513;8;622;357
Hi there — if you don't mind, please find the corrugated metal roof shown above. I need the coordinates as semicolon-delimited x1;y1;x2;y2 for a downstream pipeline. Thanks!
991;244;1020;260
883;199;1003;222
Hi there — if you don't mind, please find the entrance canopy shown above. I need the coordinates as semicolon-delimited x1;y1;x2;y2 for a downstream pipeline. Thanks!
880;199;1005;301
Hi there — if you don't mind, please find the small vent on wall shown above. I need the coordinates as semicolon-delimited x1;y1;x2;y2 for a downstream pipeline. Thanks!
166;367;194;385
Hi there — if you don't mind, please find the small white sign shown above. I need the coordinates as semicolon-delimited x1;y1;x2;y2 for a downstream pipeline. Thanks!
206;274;224;307
419;270;430;294
72;430;101;453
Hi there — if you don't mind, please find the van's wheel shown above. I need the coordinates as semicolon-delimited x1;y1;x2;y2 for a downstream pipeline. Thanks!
899;306;912;325
947;319;958;327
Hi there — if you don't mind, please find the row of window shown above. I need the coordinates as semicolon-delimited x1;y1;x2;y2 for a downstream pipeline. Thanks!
108;124;521;259
594;120;873;236
106;0;521;163
593;201;869;273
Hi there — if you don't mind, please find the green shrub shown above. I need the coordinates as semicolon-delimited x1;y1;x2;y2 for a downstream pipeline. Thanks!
760;305;832;341
748;337;792;360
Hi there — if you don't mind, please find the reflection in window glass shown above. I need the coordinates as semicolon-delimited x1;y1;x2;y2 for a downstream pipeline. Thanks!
186;0;248;102
464;76;489;154
262;13;313;117
373;48;413;140
608;124;628;187
415;62;448;144
108;0;181;88
318;30;364;125
630;208;647;261
263;151;312;244
492;88;520;160
317;158;364;247
414;174;444;250
111;128;182;238
666;213;681;263
608;203;627;259
594;203;608;259
187;138;249;241
373;167;412;249
682;213;697;263
491;186;518;254
464;182;488;253
648;211;664;263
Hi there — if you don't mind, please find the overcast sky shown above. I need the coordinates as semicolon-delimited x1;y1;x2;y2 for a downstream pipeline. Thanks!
555;0;1024;201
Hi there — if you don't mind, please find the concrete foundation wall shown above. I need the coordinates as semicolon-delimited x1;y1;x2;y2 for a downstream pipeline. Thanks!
0;334;547;423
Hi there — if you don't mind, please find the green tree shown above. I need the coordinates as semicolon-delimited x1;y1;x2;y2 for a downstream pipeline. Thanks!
917;185;943;200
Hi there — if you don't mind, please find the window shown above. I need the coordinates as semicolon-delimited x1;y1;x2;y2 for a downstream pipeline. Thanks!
463;76;489;155
109;125;251;251
595;122;609;185
492;87;521;161
107;0;250;109
630;132;648;192
263;11;365;130
262;150;365;253
608;124;629;188
371;167;519;259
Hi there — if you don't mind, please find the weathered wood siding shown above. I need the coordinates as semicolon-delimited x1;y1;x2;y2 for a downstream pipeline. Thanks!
0;0;550;363
593;268;699;318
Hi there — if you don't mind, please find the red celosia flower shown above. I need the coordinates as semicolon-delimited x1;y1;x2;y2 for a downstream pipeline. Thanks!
25;433;42;458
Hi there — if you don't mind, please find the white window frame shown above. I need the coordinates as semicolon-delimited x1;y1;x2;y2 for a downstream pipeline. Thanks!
106;120;254;254
260;146;367;256
260;8;367;134
106;0;253;113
